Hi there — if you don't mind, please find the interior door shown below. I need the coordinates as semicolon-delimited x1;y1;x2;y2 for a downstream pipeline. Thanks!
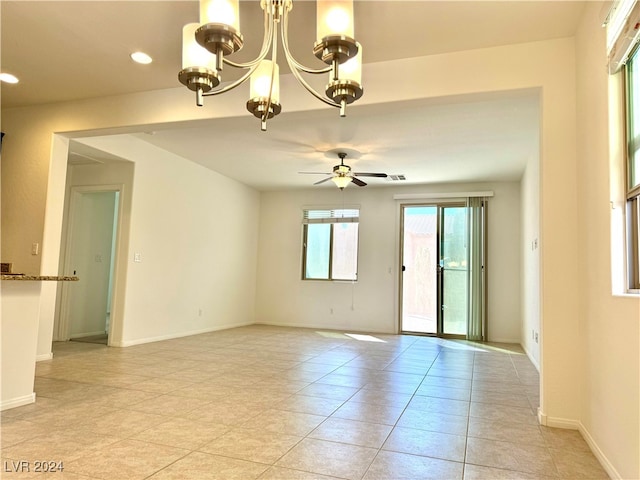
63;190;118;342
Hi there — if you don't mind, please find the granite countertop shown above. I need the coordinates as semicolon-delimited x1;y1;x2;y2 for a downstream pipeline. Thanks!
1;275;79;281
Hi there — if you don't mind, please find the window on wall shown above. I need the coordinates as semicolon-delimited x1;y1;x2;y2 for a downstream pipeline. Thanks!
626;44;640;290
302;208;359;281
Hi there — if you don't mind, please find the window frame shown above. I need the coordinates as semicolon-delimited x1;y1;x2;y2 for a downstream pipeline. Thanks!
625;42;640;291
301;208;360;282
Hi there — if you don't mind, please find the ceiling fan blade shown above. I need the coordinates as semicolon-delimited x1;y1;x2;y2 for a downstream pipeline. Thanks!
353;172;388;178
351;177;367;187
299;171;332;175
314;176;334;185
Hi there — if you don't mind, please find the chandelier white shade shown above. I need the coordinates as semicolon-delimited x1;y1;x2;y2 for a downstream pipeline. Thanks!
179;0;363;131
338;49;362;84
250;61;280;101
182;23;216;71
317;1;354;39
200;0;240;30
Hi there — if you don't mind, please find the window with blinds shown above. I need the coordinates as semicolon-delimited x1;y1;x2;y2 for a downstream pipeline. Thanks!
302;208;359;281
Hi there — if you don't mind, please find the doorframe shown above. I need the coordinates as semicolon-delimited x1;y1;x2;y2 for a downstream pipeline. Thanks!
56;184;124;345
398;200;466;337
437;203;467;339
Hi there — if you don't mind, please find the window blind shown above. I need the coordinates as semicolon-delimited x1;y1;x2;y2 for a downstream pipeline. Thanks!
302;208;359;224
606;0;640;73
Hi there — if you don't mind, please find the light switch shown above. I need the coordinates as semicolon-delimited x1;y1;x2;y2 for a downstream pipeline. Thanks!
31;243;39;255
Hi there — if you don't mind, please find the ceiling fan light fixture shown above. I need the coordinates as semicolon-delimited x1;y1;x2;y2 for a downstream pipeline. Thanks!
335;163;350;174
300;151;388;189
332;175;351;189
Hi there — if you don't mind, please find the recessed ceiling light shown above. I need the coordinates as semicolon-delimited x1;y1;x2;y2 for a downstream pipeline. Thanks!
130;51;152;65
0;73;19;84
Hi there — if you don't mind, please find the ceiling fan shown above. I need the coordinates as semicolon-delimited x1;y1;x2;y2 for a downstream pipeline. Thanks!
299;152;388;189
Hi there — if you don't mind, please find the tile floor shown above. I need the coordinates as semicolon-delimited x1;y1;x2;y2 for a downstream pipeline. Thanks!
1;325;610;479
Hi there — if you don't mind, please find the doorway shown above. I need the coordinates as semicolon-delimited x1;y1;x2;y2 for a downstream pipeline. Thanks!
58;188;120;345
400;204;469;337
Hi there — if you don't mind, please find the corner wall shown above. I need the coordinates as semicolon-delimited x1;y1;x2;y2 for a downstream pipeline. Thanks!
75;135;261;346
575;4;640;479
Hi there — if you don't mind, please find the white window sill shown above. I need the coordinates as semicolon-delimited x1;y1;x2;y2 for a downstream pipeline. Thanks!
612;291;640;298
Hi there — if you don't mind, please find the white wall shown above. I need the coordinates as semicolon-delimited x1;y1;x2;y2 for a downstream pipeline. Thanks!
575;4;640;479
256;182;521;342
76;135;261;346
521;151;541;368
1;282;41;410
486;182;522;342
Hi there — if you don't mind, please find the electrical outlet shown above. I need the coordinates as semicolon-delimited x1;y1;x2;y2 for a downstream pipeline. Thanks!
134;253;142;263
31;242;39;255
535;332;539;343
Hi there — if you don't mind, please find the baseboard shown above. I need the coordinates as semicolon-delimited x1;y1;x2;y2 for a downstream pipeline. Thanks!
537;412;623;479
487;337;522;344
578;422;623;480
544;414;580;430
1;393;35;411
521;342;540;372
70;330;106;339
254;320;396;335
36;352;53;362
113;321;254;347
537;409;580;429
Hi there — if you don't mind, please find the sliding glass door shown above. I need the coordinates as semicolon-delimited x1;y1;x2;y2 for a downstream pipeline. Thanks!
400;206;439;334
439;205;468;335
400;203;473;337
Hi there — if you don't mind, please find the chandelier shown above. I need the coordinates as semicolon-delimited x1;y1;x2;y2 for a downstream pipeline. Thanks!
178;0;363;131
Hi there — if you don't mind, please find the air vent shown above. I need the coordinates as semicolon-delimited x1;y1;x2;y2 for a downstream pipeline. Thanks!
388;174;406;181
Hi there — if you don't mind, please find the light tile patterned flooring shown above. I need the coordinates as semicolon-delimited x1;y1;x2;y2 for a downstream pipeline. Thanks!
1;325;609;479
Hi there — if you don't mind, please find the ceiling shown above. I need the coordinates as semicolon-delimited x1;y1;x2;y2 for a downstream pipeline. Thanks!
1;1;586;190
